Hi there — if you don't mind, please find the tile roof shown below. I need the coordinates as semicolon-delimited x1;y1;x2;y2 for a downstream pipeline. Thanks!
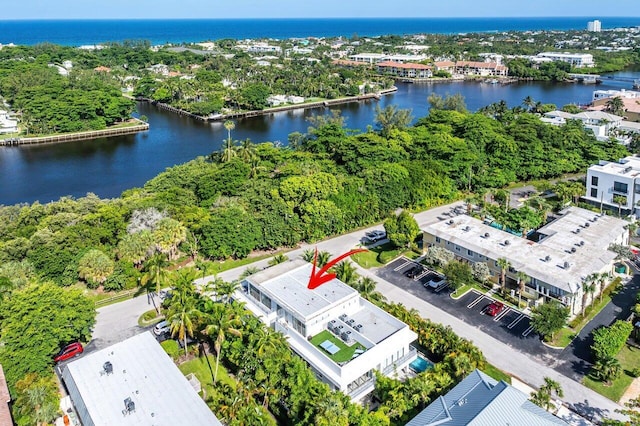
377;61;432;70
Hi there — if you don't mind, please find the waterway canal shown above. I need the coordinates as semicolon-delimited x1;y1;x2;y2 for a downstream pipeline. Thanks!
1;69;639;205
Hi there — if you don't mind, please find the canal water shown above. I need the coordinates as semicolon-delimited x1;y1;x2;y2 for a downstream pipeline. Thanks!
1;69;639;205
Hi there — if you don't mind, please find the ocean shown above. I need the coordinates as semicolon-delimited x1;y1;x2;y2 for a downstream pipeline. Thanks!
1;17;640;46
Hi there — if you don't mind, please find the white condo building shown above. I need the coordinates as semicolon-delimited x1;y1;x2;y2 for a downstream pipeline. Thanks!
585;155;640;216
536;52;594;68
237;259;418;400
588;20;602;32
423;207;628;316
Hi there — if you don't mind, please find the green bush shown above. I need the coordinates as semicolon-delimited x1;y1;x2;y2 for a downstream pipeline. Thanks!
631;367;640;378
592;320;633;362
377;249;401;264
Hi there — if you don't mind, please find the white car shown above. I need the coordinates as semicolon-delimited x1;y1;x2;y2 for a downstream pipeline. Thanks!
153;320;170;336
365;230;386;242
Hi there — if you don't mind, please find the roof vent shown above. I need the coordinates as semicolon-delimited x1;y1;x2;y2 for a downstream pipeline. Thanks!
579;240;585;246
483;232;490;238
584;222;590;228
448;219;455;225
123;398;136;416
545;255;551;262
457;398;468;407
564;261;570;269
504;240;510;246
594;216;599;221
575;228;581;233
103;361;113;375
463;226;471;232
571;247;577;253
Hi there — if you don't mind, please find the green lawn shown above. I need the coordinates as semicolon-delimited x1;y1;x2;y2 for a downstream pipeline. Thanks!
197;253;273;275
483;363;512;384
549;293;613;348
583;345;639;402
310;330;366;363
351;243;420;269
179;354;236;394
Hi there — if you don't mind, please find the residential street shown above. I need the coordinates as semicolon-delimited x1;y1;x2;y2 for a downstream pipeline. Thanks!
91;200;629;422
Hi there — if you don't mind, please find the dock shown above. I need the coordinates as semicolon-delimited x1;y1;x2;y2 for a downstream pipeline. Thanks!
567;73;601;84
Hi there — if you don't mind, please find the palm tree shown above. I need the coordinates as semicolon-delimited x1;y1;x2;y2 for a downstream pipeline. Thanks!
592;356;622;385
202;301;242;382
301;249;315;263
497;258;511;295
237;138;256;162
605;96;625;117
239;266;260;279
581;274;597;316
166;273;201;356
597;272;609;303
613;195;627;217
333;260;358;287
316;250;331;268
223;120;235;142
268;253;288;266
530;377;563;411
516;271;529;308
140;253;170;313
211;279;239;303
220;136;237;163
523;95;535;112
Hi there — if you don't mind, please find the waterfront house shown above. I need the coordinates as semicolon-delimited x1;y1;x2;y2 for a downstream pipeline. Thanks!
0;110;18;134
422;207;627;317
542;110;623;140
236;259;418;401
536;52;595;68
454;61;508;77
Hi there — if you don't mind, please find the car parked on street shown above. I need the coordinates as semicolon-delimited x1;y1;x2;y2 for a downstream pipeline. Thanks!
485;301;505;317
364;230;386;243
54;342;84;362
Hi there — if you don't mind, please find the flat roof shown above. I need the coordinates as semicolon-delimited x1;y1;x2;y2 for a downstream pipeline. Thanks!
589;155;640;177
248;259;357;319
424;207;624;293
62;332;221;426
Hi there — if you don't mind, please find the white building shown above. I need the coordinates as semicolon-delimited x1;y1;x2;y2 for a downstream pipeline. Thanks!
59;332;222;426
592;89;640;102
588;20;602;32
423;207;628;316
348;53;389;64
244;43;282;54
585;155;640;216
236;259;418;401
0;110;18;134
542;110;623;140
536;52;595;68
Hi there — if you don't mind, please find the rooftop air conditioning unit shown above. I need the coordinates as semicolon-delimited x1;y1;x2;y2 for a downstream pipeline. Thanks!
545;255;551;262
355;324;363;331
123;398;135;415
575;228;581;233
564;261;570;269
463;226;471;231
347;319;355;325
103;361;113;375
339;314;347;321
341;331;350;342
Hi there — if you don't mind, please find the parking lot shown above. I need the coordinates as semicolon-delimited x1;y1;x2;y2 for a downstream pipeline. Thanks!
378;257;553;359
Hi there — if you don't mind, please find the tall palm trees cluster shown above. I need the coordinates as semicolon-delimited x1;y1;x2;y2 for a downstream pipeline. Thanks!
218;120;264;177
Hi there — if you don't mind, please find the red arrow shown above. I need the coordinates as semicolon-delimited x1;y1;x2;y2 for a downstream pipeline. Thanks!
307;247;367;289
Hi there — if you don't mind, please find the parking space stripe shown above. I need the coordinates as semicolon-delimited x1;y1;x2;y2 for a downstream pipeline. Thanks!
393;260;412;271
507;314;525;329
467;294;485;309
522;325;535;337
493;307;511;321
414;270;430;281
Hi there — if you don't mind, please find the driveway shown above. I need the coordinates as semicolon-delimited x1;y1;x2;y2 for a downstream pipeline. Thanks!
552;271;640;381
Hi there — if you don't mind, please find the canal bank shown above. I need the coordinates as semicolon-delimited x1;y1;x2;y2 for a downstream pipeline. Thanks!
0;121;149;146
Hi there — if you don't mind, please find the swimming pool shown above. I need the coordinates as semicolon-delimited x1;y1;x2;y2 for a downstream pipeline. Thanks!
409;356;434;373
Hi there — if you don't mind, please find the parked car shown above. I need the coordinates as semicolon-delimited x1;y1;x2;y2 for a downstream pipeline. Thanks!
485;301;505;317
365;230;386;243
405;265;424;279
54;342;83;362
426;274;447;289
153;320;170;336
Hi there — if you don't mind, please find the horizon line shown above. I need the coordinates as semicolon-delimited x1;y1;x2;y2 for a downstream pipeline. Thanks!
1;16;639;22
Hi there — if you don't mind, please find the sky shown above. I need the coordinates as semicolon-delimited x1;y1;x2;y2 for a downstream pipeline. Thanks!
3;0;640;20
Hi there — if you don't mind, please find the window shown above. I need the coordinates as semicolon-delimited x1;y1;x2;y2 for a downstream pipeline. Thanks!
635;183;640;194
613;181;628;194
467;249;474;256
455;246;460;252
435;237;441;243
591;176;599;186
590;188;597;198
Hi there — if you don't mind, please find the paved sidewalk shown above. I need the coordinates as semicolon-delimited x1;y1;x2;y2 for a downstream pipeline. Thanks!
355;265;627;423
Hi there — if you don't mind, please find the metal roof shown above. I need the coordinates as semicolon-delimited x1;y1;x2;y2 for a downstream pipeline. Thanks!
405;370;568;426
